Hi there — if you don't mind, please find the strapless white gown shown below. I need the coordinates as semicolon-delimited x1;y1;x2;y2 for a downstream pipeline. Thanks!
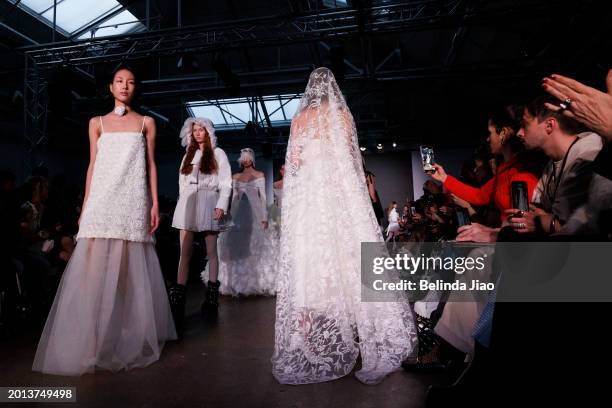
203;178;277;296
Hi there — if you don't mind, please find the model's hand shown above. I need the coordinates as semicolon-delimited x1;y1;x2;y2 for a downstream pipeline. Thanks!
150;205;159;234
542;70;612;140
430;164;448;183
214;208;224;221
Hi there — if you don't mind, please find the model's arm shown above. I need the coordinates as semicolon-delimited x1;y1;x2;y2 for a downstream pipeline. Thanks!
215;149;232;213
256;176;268;226
366;175;377;202
80;117;101;223
178;155;188;196
144;116;160;234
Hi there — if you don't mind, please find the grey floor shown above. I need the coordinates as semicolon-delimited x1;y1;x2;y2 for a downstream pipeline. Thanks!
1;287;442;408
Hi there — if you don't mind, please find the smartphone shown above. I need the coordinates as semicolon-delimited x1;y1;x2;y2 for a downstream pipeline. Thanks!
511;181;529;212
410;206;417;216
455;207;471;228
420;145;436;173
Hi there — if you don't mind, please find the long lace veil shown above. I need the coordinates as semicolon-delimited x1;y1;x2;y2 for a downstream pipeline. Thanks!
272;67;417;385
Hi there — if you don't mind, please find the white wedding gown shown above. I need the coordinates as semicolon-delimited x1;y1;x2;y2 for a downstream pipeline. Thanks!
271;68;417;385
204;177;277;296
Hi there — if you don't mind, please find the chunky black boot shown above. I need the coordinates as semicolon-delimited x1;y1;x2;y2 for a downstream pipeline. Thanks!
169;283;187;336
201;280;220;317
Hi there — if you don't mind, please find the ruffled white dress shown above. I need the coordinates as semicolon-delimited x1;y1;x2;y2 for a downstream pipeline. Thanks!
32;117;176;376
203;177;277;296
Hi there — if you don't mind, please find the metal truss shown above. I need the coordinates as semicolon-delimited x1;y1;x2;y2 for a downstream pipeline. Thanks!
20;0;551;69
22;54;48;178
186;93;302;130
19;0;557;173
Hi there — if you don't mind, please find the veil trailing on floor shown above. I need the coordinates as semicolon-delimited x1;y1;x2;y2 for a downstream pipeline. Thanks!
271;67;418;385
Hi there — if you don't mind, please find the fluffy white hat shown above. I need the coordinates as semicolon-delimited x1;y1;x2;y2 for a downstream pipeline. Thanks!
179;117;217;149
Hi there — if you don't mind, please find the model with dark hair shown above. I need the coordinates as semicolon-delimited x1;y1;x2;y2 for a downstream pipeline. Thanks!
170;117;231;328
33;66;176;376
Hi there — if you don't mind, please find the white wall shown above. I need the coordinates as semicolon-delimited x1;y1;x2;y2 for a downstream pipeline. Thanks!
411;147;474;200
364;151;414;209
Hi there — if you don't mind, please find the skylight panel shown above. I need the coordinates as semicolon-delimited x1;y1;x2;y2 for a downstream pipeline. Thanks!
220;102;250;126
281;97;301;119
78;9;144;38
19;0;53;14
186;105;227;125
40;0;119;34
13;0;146;39
263;98;285;122
186;94;303;130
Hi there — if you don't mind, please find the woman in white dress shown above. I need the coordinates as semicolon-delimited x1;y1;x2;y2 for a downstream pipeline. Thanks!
271;67;418;385
32;66;176;376
269;164;284;229
170;117;232;327
205;148;276;296
257;164;285;290
386;201;400;241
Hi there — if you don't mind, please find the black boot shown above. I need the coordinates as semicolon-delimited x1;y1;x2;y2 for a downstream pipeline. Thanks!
169;283;187;336
201;280;220;317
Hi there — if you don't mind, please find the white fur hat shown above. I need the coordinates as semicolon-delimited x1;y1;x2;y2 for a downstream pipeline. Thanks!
179;117;217;149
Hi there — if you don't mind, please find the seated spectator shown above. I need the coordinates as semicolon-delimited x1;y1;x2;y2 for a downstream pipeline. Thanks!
457;96;608;241
506;95;611;237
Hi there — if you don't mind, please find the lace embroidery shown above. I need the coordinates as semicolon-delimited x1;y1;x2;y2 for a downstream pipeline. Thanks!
272;68;418;385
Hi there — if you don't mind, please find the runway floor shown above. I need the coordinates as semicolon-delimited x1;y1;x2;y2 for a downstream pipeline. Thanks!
1;285;442;408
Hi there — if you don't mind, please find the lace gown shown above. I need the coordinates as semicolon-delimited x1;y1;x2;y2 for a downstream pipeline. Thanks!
32;117;176;376
272;67;417;385
203;178;277;296
257;187;283;292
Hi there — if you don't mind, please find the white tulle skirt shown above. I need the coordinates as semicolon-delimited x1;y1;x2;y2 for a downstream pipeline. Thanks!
202;194;279;296
32;238;177;376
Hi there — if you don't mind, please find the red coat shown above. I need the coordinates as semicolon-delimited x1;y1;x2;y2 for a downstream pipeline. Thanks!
444;156;539;223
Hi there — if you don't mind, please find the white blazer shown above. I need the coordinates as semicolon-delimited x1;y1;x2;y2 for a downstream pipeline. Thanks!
178;147;232;211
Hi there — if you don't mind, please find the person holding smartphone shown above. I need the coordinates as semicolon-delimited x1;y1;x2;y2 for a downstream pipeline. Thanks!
430;106;540;227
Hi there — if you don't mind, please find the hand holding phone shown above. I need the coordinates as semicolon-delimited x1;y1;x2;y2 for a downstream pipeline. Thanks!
510;181;529;217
